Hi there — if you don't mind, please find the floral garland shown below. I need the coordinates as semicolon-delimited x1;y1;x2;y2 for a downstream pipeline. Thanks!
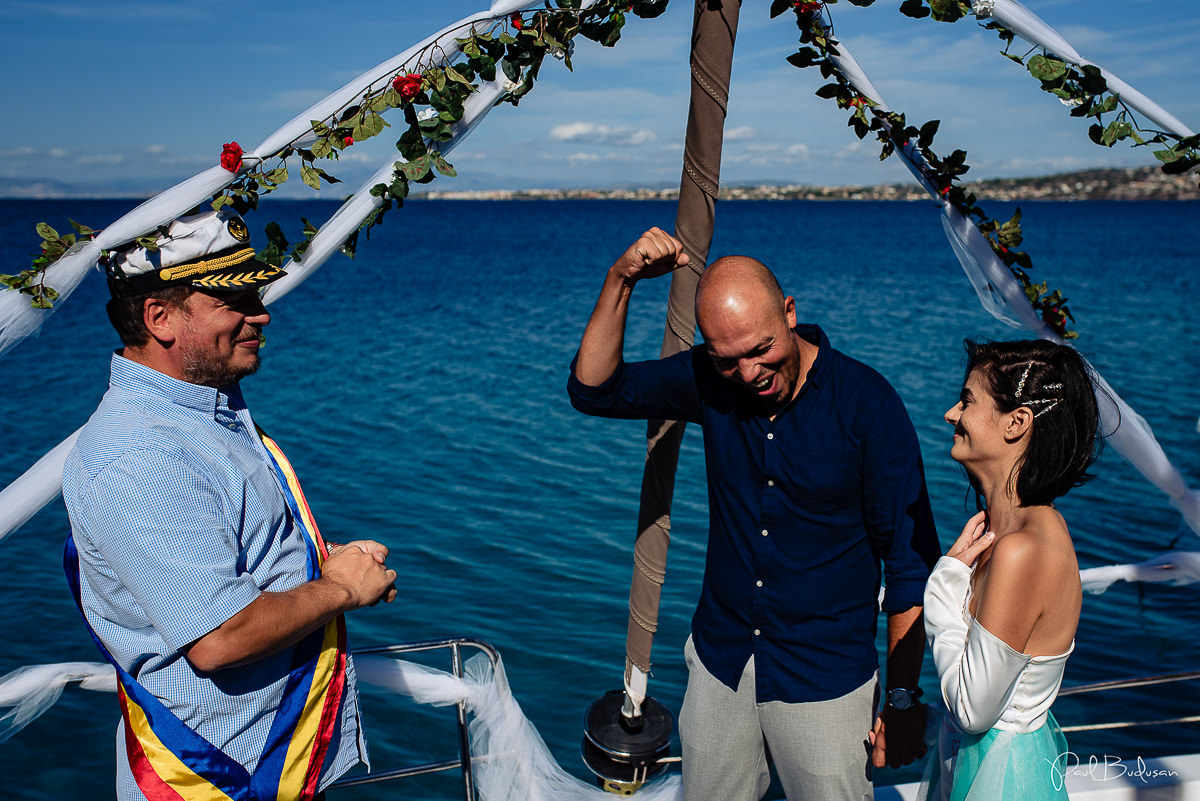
3;0;665;308
778;0;1200;338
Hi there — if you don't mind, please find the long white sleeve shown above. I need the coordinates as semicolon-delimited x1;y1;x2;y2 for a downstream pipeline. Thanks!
923;557;1032;734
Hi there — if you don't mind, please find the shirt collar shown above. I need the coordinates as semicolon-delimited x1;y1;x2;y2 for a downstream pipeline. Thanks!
110;352;245;414
794;323;832;391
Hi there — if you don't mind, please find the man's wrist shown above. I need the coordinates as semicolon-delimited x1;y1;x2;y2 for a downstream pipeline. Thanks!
885;686;923;711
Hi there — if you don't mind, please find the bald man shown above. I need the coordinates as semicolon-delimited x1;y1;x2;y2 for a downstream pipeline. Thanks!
568;228;940;801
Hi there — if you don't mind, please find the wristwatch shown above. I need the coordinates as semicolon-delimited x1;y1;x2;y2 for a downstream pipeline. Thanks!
885;687;923;711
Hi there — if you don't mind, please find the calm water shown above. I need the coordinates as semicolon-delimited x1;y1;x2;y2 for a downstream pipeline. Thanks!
1;198;1198;798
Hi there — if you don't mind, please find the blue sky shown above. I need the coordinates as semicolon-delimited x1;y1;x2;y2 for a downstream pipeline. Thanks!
1;0;1196;196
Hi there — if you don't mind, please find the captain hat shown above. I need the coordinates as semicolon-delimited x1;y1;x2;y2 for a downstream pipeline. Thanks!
105;209;285;298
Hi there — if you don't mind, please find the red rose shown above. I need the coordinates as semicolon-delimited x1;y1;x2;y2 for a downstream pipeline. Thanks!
392;73;423;101
510;13;524;30
794;0;823;12
344;136;354;146
220;141;243;173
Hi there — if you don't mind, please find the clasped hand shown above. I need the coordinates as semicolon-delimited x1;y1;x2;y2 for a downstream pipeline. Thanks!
324;540;397;607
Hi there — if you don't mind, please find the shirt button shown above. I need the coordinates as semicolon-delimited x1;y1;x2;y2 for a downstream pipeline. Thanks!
754;629;761;636
227;423;237;430
761;529;769;537
756;580;763;587
767;479;775;487
767;433;775;440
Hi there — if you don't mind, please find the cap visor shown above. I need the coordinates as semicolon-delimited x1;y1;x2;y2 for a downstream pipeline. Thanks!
190;260;287;292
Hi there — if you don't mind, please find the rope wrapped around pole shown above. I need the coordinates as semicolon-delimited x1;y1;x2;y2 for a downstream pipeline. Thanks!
622;0;740;720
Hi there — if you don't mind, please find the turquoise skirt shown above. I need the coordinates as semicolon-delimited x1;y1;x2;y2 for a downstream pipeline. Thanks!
921;712;1070;801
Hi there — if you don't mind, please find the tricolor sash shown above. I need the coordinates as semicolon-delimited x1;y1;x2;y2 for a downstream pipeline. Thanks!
65;428;348;801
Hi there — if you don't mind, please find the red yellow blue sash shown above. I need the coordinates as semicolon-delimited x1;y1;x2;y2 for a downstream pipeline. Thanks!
65;428;347;801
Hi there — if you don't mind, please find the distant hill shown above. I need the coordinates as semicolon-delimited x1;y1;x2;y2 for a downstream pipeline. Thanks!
419;165;1198;201
3;165;1195;202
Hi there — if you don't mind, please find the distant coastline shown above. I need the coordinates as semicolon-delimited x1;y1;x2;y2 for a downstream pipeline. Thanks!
2;165;1195;203
416;166;1198;202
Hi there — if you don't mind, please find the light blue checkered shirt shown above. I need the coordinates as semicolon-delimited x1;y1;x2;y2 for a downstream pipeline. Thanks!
63;353;366;800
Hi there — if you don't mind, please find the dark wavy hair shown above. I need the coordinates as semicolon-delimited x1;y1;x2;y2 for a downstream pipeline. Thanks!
106;285;193;347
963;339;1102;507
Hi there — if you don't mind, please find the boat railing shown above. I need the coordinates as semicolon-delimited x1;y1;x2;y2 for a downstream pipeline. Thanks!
329;636;501;801
1057;668;1200;733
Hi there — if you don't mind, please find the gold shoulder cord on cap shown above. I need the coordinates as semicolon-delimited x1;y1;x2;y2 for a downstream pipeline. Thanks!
157;247;257;282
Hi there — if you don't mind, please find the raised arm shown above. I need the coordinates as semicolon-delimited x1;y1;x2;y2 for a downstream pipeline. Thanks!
184;541;396;672
573;227;689;387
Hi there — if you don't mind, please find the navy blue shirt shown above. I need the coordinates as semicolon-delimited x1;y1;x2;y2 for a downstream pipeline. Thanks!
568;324;940;702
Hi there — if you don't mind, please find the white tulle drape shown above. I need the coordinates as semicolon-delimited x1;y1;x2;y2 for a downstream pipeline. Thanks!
0;662;115;742
0;652;683;800
1080;551;1200;595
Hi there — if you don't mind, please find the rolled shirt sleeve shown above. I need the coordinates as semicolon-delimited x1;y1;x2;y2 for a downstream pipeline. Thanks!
568;350;703;423
75;449;262;652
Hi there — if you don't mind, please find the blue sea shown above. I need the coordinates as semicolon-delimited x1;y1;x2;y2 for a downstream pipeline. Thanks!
1;197;1198;799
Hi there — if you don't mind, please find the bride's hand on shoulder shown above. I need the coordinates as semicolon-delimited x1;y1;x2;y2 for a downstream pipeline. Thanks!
947;510;995;567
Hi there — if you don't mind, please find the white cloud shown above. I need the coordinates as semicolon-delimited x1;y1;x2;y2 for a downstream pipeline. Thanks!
77;154;126;165
549;122;657;146
725;126;757;141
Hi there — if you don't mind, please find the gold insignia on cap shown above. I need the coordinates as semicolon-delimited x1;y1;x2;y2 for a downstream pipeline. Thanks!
158;247;257;281
194;269;280;289
227;217;250;242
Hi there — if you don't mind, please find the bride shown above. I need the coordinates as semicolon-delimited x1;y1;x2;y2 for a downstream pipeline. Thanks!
922;339;1102;800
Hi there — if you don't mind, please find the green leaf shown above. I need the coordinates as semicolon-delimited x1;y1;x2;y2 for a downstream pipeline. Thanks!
898;0;930;18
479;55;497;82
301;164;321;189
35;222;59;242
1101;119;1121;147
502;58;521;83
430;152;457;177
312;137;334;159
445;64;472;86
786;48;822;69
769;0;792;18
916;120;939;150
401;155;432;181
425;67;446;93
69;219;95;237
1027;54;1068;82
388;175;411;199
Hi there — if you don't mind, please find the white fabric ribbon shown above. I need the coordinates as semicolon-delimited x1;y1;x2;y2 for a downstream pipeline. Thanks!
977;0;1194;138
1080;551;1200;595
823;25;1200;539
